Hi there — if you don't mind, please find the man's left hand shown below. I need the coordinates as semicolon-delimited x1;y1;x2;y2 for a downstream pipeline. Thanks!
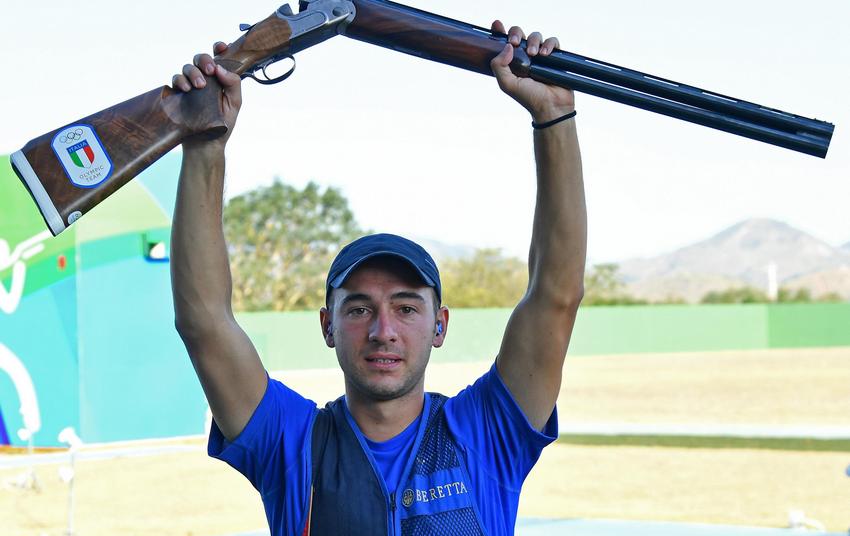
490;20;575;124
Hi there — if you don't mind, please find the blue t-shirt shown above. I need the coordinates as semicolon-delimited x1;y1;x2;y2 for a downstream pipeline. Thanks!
209;364;558;536
363;412;422;493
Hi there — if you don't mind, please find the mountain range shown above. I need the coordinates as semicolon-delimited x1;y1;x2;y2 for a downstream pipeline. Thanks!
617;219;850;302
423;218;849;303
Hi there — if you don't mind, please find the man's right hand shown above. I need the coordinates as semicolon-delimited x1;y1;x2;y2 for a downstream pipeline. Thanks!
171;41;243;152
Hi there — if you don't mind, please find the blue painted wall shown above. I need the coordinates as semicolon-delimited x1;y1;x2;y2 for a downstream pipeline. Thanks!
0;279;82;444
1;151;206;447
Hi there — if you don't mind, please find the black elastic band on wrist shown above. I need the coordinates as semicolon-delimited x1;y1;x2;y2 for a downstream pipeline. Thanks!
531;110;577;130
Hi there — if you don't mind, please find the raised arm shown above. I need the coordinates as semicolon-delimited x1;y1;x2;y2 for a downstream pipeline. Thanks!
490;22;587;431
171;44;267;441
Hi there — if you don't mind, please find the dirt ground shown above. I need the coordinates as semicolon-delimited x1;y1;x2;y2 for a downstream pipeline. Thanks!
2;347;849;535
287;347;850;426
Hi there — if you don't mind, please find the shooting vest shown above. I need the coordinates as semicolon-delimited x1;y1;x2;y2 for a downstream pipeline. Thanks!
306;394;485;536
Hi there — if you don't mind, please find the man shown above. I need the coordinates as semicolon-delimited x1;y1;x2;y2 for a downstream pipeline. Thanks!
171;20;585;536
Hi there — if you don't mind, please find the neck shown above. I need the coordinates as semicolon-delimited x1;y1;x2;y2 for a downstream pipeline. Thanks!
344;384;425;442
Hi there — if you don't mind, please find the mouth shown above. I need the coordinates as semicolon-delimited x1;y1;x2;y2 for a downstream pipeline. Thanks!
365;354;402;370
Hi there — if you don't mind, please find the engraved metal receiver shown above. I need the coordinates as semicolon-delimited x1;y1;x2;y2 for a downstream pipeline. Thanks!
240;0;356;85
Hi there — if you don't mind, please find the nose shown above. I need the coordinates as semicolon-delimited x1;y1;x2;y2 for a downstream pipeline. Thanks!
369;308;398;343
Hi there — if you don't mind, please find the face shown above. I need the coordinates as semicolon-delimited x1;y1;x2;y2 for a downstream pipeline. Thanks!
321;258;447;402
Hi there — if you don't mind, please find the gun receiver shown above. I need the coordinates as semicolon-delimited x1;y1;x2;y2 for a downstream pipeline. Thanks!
11;0;834;236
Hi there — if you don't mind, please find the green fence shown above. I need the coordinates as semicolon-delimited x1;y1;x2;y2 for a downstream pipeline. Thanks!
766;303;850;348
236;303;850;371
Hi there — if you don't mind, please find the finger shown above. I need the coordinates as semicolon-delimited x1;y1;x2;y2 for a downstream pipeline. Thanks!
182;63;206;89
490;43;516;91
193;53;216;76
491;19;506;35
508;25;526;46
213;41;229;55
215;64;241;88
526;31;543;56
216;64;243;106
171;74;192;93
540;36;560;55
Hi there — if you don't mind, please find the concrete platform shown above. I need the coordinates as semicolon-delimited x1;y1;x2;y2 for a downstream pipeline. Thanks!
226;517;845;536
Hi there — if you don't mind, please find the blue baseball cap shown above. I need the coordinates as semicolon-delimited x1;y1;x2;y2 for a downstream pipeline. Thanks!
326;233;442;303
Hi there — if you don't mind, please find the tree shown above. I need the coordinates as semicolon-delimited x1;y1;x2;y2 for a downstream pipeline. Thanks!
700;286;768;304
440;249;527;308
777;287;812;303
777;287;846;303
815;292;843;302
223;179;363;311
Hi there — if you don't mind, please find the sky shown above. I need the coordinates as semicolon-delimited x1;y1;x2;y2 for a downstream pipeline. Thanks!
2;0;848;264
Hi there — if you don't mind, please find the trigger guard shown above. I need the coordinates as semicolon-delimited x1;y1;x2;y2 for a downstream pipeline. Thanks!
247;56;297;85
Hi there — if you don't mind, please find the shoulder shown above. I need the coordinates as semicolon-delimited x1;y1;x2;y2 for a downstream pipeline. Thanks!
210;378;317;455
444;363;557;447
444;363;505;409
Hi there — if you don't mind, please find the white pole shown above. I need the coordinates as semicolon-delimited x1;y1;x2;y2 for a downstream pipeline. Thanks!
27;432;39;491
66;449;75;536
766;262;778;301
13;428;39;490
58;427;82;536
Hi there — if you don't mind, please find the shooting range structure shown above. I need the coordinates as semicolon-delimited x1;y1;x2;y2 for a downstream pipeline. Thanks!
0;153;205;448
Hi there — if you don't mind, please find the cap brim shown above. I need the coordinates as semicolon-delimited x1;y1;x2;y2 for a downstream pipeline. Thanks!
329;251;436;290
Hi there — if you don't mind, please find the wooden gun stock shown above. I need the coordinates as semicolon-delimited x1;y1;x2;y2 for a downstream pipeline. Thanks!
12;85;223;235
11;8;298;236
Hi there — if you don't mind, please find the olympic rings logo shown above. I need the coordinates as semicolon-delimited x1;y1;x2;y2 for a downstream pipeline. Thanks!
59;128;85;144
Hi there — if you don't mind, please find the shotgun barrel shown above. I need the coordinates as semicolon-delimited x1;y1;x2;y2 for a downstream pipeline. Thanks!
342;0;833;158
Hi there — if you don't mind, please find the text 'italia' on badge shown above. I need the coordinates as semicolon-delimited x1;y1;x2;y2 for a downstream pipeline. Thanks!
51;125;113;188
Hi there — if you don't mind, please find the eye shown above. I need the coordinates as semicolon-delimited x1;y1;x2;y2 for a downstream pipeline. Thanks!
347;306;369;316
399;305;416;315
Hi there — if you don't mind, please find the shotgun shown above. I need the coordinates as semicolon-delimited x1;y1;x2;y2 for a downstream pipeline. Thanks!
10;0;835;236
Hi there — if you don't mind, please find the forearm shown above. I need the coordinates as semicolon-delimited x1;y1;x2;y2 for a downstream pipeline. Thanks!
171;146;235;337
494;118;585;429
527;117;586;305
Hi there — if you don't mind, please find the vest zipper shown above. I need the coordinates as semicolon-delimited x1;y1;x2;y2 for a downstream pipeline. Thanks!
390;491;398;536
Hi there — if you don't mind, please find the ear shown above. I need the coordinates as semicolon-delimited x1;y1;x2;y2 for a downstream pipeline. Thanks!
319;307;335;348
432;306;449;348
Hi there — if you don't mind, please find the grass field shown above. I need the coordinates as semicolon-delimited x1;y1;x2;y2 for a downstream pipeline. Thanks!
1;347;848;535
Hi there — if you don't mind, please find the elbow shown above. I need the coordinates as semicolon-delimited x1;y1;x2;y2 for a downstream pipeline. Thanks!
173;290;233;343
174;310;227;347
563;283;584;310
555;283;584;312
174;315;193;339
174;315;203;347
528;278;584;313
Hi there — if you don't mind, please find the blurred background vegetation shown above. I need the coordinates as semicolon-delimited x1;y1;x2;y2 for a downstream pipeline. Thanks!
223;179;843;311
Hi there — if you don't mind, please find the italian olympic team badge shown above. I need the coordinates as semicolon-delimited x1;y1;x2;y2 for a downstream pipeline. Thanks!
51;125;113;188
